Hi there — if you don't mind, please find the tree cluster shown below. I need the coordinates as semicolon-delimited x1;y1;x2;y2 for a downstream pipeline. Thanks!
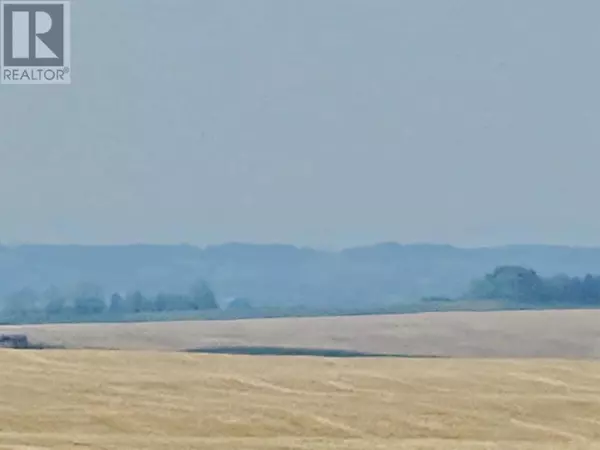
1;280;218;319
466;266;600;305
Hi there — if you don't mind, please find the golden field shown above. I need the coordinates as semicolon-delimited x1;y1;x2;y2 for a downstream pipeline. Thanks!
1;350;600;449
2;309;600;357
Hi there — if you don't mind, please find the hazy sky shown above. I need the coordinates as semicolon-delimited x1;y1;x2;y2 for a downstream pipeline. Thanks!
1;0;600;248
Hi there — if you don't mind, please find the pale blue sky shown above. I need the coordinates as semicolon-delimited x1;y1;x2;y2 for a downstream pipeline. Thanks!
1;0;599;248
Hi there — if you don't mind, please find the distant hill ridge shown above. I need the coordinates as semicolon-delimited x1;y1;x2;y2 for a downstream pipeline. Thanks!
2;243;600;307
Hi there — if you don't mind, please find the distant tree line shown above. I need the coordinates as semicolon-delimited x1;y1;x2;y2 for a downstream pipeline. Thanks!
4;265;600;325
466;266;600;305
0;280;218;320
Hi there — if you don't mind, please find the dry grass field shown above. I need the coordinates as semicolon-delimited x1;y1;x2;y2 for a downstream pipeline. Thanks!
0;349;600;449
2;309;600;357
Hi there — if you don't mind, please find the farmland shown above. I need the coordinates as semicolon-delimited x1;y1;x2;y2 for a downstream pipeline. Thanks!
1;309;600;358
1;350;600;449
2;310;600;449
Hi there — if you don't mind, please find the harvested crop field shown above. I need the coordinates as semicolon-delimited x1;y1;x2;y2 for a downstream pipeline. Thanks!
2;309;600;358
1;350;600;449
